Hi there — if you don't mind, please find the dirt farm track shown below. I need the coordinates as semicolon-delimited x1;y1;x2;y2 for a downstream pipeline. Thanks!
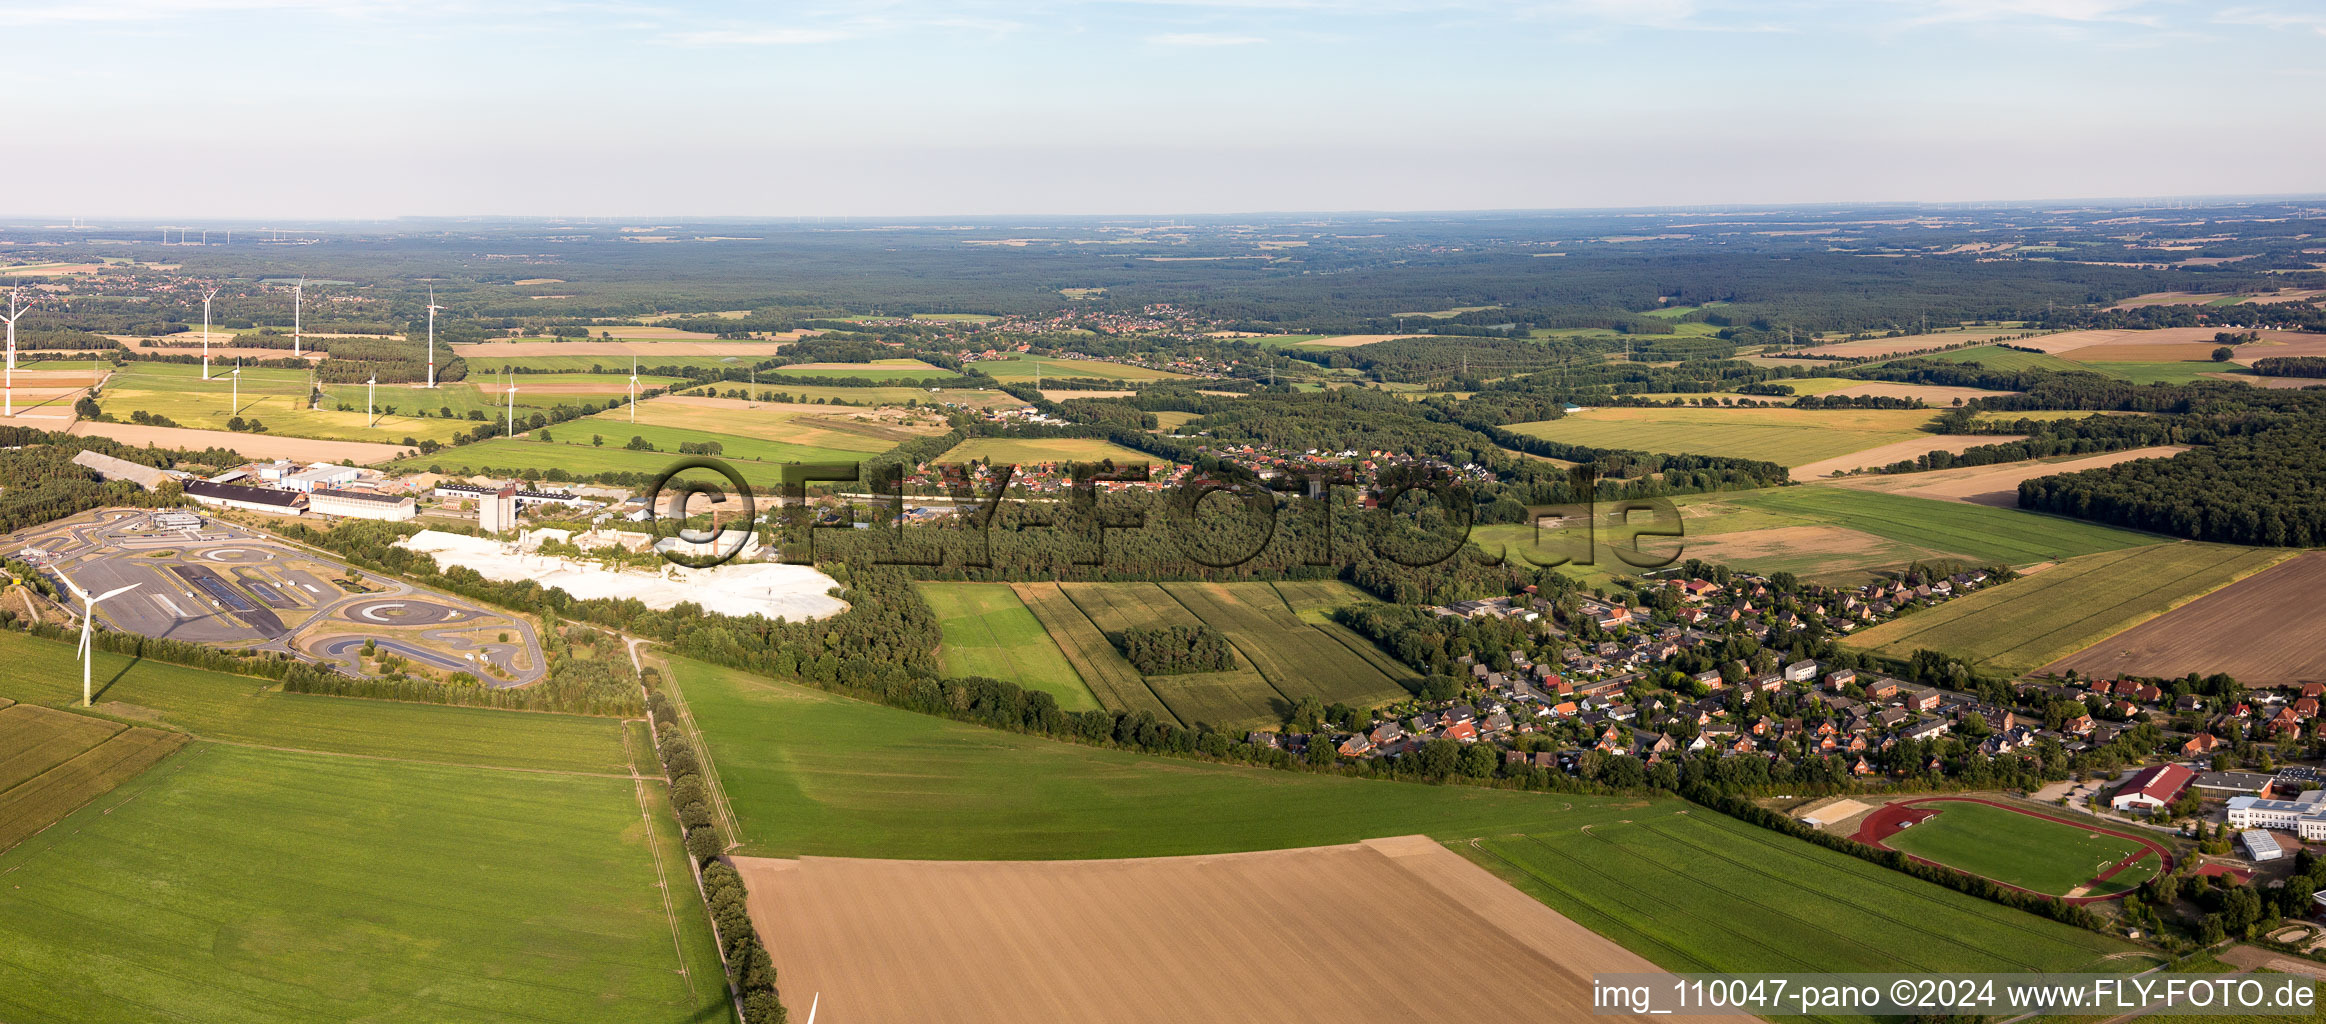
1853;797;2172;904
737;836;1745;1024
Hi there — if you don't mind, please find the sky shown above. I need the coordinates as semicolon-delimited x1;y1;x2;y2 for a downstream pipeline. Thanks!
4;0;2322;218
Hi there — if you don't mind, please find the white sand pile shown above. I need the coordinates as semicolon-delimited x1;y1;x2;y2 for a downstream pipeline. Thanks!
396;529;848;622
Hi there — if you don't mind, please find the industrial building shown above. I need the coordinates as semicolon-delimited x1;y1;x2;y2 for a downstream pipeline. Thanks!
308;487;417;522
282;463;360;493
70;449;175;491
183;480;306;516
2110;763;2195;812
478;485;518;534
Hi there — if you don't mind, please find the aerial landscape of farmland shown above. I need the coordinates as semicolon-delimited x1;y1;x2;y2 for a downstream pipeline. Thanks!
3;2;2325;1022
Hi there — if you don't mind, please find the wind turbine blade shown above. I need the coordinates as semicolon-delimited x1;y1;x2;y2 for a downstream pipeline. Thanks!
804;993;817;1024
56;573;91;603
94;583;141;604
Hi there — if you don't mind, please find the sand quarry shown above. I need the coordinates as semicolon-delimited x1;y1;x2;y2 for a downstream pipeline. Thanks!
395;529;847;621
738;835;1738;1024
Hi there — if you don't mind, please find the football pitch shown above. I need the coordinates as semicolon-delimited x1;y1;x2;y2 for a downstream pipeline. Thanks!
1878;800;2164;898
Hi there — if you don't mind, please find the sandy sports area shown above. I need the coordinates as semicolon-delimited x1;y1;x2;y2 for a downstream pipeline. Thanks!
1826;445;2189;506
738;835;1742;1024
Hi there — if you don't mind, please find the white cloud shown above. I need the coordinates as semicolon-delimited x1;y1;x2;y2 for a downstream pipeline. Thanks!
663;25;854;45
2215;5;2326;35
1148;30;1266;43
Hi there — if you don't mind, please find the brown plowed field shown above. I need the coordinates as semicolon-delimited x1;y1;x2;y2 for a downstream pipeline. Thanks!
2041;552;2326;686
1827;445;2190;506
736;835;1742;1024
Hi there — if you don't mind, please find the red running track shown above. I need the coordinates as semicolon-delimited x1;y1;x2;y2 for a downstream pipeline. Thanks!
1851;796;2175;904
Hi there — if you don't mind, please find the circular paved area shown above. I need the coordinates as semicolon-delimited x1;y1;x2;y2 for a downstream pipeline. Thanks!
340;598;478;625
200;547;277;563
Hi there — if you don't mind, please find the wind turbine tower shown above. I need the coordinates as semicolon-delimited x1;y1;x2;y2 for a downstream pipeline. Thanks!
367;374;377;427
1;288;26;418
200;285;221;380
425;287;445;388
63;577;140;707
629;355;638;423
292;277;304;358
504;368;516;436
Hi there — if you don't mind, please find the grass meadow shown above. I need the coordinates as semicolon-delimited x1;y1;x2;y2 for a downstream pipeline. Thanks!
1707;486;2164;568
1843;542;2292;678
1881;801;2160;897
0;742;730;1024
1468;804;2138;980
0;630;627;774
1504;406;1941;467
919;582;1102;712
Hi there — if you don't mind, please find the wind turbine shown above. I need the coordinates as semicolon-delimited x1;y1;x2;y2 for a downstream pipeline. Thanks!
504;368;516;436
292;277;304;358
629;355;638;423
425;287;445;388
200;284;221;379
62;576;140;707
1;287;28;418
230;359;241;413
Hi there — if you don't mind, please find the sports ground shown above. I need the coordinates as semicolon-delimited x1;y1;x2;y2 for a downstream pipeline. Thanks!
1853;797;2173;901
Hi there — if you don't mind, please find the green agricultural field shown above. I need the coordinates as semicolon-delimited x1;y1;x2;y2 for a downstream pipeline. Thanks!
771;358;952;381
1011;582;1176;721
1893;345;2087;373
1156;582;1414;709
1880;801;2161;897
672;654;1630;859
1844;542;2292;678
1705;486;2165;569
670;657;2142;988
940;435;1161;465
1470;804;2137;977
919;582;1101;712
560;415;895;465
968;353;1191;381
97;363;667;445
0;703;185;853
0;742;730;1024
1058;581;1284;728
621;397;938;449
461;354;757;374
1505;406;1941;467
1473;485;2158;587
2074;361;2250;385
0;630;625;774
730;383;1022;410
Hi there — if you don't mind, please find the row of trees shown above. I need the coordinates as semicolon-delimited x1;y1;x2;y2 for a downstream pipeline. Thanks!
644;682;786;1023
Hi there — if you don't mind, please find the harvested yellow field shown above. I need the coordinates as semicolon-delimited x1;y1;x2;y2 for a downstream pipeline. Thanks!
452;340;790;357
68;422;414;464
1294;334;1431;348
1828;446;2191;506
737;836;1734;1024
1790;434;2024;481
